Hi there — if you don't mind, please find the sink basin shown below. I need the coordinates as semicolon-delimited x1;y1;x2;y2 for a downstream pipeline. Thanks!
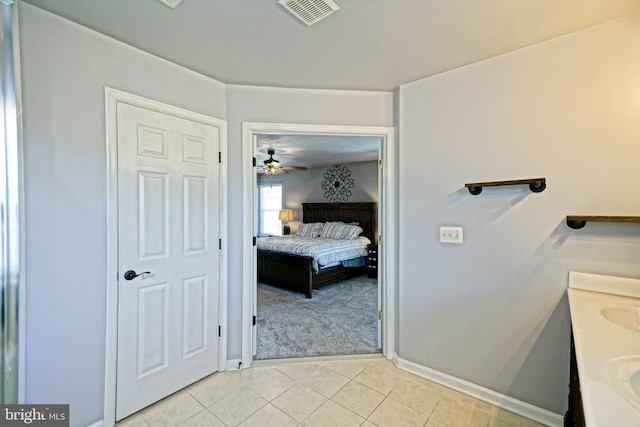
601;307;640;332
607;357;640;410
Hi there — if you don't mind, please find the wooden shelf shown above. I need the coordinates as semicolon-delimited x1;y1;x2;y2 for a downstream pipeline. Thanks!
465;178;546;195
566;216;640;230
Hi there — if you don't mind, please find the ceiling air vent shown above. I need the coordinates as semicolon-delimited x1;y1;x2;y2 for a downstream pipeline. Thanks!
278;0;340;26
157;0;183;9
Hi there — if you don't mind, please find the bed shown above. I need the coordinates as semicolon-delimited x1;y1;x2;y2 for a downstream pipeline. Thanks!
257;202;377;298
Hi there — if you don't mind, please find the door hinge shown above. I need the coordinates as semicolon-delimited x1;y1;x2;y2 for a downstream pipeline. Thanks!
218;325;221;337
253;157;257;167
219;238;222;250
252;315;257;326
219;152;222;163
378;311;383;321
378;235;383;245
378;159;383;170
253;236;257;246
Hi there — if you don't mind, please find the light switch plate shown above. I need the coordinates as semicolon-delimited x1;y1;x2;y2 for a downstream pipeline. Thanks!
440;226;463;244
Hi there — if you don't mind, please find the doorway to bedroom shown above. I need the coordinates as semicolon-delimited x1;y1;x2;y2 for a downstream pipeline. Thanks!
255;165;380;360
246;125;391;361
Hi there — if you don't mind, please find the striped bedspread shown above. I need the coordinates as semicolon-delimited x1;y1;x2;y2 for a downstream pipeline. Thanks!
256;235;371;272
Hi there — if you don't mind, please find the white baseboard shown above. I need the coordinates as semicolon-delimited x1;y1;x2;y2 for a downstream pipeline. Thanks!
394;355;564;427
87;420;104;427
226;359;243;371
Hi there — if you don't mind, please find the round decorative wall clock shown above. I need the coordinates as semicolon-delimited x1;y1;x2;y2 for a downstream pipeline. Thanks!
321;164;354;202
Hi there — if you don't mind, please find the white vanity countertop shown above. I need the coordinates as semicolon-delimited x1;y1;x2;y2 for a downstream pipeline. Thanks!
568;271;640;427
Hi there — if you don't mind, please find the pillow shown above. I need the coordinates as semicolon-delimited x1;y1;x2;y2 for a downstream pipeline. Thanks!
296;222;323;237
345;225;364;239
296;223;315;237
320;222;364;240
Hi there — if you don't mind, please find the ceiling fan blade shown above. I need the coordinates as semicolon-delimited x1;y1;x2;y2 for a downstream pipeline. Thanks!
260;148;306;173
257;165;289;175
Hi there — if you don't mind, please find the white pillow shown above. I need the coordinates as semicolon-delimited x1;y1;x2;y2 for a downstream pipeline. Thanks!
320;222;364;240
296;222;323;237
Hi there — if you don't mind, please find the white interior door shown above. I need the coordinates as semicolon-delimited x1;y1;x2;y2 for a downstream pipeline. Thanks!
115;102;221;420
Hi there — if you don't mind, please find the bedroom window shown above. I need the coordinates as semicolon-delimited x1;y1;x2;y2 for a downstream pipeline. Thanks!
259;184;283;236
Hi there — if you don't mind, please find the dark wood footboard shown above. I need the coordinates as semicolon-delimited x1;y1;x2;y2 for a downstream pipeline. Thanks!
257;249;358;298
257;250;314;298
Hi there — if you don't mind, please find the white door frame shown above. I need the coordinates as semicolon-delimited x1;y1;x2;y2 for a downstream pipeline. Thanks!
103;88;228;427
241;122;396;367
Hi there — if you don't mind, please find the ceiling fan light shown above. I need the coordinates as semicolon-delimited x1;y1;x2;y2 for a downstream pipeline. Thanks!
259;147;304;175
263;164;278;175
264;149;280;168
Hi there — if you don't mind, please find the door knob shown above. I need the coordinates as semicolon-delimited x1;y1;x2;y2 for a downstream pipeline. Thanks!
123;270;151;281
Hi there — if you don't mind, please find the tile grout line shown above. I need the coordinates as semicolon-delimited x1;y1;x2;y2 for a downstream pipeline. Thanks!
273;362;370;426
120;357;543;427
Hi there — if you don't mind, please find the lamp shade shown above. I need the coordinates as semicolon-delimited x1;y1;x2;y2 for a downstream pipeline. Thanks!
278;209;294;221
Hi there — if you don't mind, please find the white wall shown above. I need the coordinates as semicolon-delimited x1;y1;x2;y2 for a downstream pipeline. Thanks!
225;85;393;359
19;4;226;426
258;160;379;232
398;12;640;414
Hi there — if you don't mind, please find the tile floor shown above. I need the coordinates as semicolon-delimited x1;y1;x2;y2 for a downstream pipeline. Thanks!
116;355;547;427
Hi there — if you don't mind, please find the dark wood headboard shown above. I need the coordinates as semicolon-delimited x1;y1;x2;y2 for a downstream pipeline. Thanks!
302;202;377;243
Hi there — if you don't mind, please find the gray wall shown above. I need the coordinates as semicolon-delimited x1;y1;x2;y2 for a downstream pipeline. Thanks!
398;12;640;414
225;85;393;359
19;4;226;426
19;1;640;424
19;5;393;425
258;160;379;232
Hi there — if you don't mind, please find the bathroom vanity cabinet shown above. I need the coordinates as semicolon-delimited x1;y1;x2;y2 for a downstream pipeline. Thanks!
565;334;585;427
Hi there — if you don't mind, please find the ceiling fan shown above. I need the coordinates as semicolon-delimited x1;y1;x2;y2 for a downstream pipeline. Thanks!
259;148;308;175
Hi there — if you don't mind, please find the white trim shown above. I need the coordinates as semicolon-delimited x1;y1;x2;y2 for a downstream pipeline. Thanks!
379;125;397;359
217;117;229;374
87;421;104;427
241;124;257;365
395;356;564;427
104;88;228;426
241;122;396;368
